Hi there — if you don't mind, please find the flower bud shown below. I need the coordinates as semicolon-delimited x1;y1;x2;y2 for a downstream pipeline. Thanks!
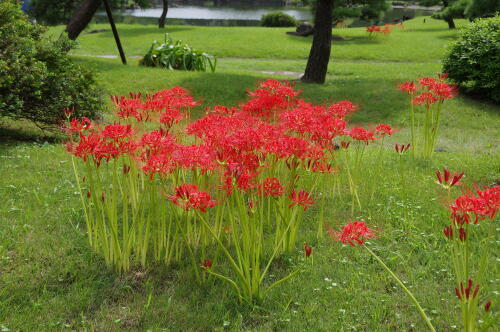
484;300;492;312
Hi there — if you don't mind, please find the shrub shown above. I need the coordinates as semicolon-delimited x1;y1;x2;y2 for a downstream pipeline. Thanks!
442;16;500;103
0;1;102;129
140;34;217;72
261;11;298;27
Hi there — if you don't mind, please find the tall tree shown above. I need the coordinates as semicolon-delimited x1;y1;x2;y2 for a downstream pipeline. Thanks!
65;0;101;40
420;0;470;29
302;0;389;84
302;0;333;84
442;0;457;29
465;0;500;19
159;0;168;28
63;0;150;40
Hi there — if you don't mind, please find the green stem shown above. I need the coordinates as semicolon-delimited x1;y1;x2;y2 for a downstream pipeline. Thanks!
364;245;436;332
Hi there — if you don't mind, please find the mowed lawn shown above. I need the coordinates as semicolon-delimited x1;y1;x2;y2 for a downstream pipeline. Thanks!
0;17;499;331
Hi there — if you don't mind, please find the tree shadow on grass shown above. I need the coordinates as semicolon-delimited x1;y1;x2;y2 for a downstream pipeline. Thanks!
88;25;193;39
286;34;381;45
0;120;60;146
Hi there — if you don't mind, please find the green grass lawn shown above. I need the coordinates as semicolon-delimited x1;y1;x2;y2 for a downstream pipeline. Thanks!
48;17;466;62
1;17;499;331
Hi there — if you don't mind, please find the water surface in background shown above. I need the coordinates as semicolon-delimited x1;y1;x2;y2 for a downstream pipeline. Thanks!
94;5;434;27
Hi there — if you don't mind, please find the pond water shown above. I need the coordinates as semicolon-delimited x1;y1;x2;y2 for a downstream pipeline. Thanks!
95;4;435;27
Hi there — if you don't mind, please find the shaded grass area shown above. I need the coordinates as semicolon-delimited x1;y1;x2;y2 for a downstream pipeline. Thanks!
1;17;499;331
48;17;467;62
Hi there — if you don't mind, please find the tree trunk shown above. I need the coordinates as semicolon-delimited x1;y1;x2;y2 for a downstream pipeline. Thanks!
442;0;456;29
159;0;169;28
301;0;333;84
65;0;102;40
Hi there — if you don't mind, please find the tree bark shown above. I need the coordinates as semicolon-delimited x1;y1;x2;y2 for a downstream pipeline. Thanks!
443;0;456;29
301;0;333;84
65;0;102;40
159;0;169;28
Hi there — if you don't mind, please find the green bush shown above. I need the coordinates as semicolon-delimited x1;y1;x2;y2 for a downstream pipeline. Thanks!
261;11;298;27
442;16;500;103
140;34;217;72
0;1;102;129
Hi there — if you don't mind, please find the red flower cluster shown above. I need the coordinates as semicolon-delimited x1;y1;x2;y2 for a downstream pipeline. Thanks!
450;186;499;224
330;221;375;246
262;177;284;197
167;184;216;212
399;75;457;106
67;80;392;212
366;24;391;35
375;124;394;137
289;189;315;210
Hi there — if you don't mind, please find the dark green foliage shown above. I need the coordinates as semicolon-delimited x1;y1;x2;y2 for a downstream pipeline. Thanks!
261;11;299;27
465;0;500;19
443;16;500;102
311;0;390;22
140;34;217;72
28;0;151;25
0;2;102;129
431;0;468;21
28;0;76;25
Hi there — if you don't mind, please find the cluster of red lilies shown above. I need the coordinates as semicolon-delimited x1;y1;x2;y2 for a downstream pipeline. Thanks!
64;80;396;301
66;79;392;212
366;23;403;35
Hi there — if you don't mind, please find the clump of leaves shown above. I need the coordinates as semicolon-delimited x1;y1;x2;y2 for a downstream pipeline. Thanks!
0;1;102;130
140;34;217;73
261;11;298;27
442;15;500;103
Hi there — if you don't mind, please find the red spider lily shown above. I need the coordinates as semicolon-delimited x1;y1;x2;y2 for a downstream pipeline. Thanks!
348;127;376;144
431;82;457;100
412;92;438;107
328;100;357;118
63;107;74;118
159;108;183;128
67;117;92;133
289;189;315;210
172;144;217;173
101;123;134;142
395;143;411;154
443;225;453;240
167;184;216;213
451;195;483;224
123;164;131;174
435;168;464;189
450;186;499;225
475;186;500;219
303;242;312;258
375;124;394;137
399;82;417;95
419;77;437;88
340;141;350;149
458;227;467;242
455;279;480;301
200;259;212;270
330;221;374;246
309;159;335;174
484;300;492;312
438;73;449;81
262;177;284;197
